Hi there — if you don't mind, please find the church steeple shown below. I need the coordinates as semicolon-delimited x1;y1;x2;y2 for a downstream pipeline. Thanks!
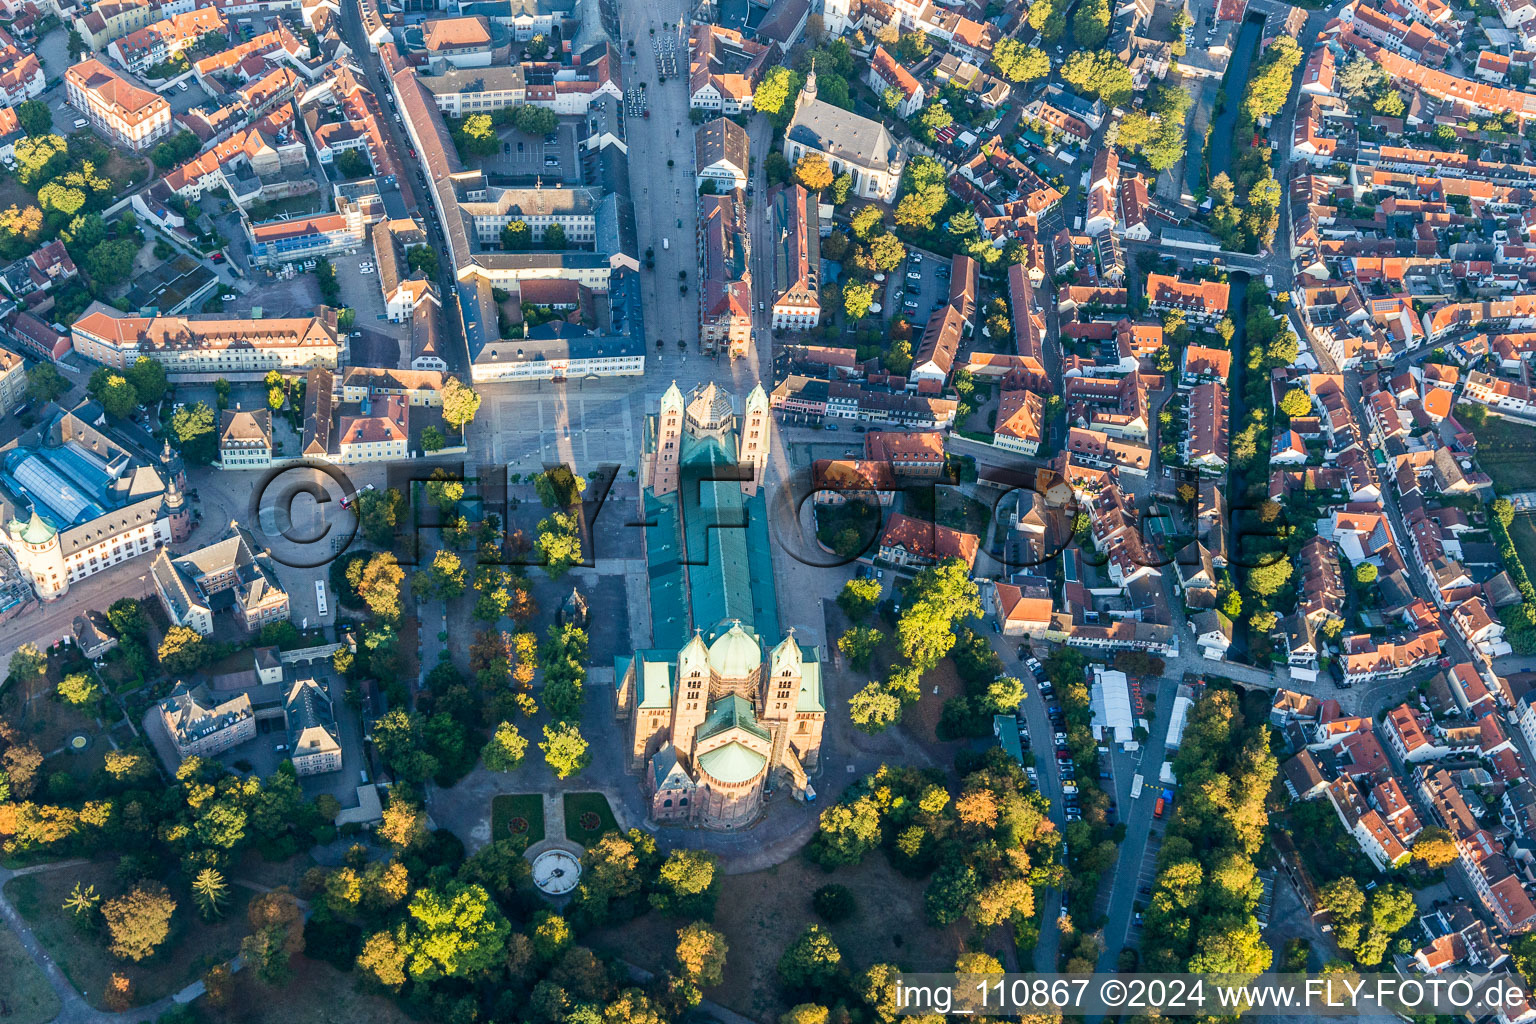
800;58;817;105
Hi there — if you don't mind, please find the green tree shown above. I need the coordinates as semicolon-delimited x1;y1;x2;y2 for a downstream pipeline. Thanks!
837;626;883;669
837;577;883;620
895;30;931;61
406;245;439;278
754;66;799;125
1355;563;1378;585
1241;36;1302;126
536;511;584;578
9;641;44;681
809;795;881;866
346;552;405;621
869;232;906;272
779;924;843;990
502;220;531;249
121;357;167;407
1073;0;1111;47
157;625;206;674
14;133;67;187
192;867;229;920
991;38;1049;82
57;671;99;708
400;882;511;980
1413;826;1457;868
25;362;68;405
37;182;85;216
1494;497;1516;528
849;681;902;733
851;205;884;239
88;367;137;419
442;376;482;429
650;850;719;918
1246;559;1293;598
924;860;980;925
513;104;559;135
896;558;981;667
482;721;528;772
455;113;499;156
14;100;50;137
540;722;590;778
843;281;876;320
83;238;140;287
1060;50;1134;107
1279;388;1311;418
543;222;568;250
63;881;100;917
171;401;218;464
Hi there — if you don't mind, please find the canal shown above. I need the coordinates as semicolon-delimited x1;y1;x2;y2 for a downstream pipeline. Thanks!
1206;13;1268;184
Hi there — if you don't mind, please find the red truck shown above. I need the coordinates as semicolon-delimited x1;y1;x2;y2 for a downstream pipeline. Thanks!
1154;795;1166;819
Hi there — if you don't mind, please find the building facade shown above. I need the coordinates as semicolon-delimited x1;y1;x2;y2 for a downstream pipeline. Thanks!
65;57;172;150
159;682;256;760
71;304;342;376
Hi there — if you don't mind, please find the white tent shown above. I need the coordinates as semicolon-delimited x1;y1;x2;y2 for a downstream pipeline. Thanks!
1089;666;1135;746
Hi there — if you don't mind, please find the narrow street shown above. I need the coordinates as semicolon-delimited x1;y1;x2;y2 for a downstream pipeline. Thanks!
336;0;469;373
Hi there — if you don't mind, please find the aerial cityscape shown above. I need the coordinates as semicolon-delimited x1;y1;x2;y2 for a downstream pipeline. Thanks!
3;0;1536;1016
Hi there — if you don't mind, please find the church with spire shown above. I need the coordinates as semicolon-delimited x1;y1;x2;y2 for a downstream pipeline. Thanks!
0;403;190;601
615;382;824;830
783;61;906;202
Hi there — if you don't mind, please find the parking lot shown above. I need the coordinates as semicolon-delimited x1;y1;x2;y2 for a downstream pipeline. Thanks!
883;248;952;330
476;121;583;182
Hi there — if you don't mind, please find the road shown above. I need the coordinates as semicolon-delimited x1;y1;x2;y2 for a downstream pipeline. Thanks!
615;3;708;363
988;636;1069;969
0;559;154;681
335;0;469;373
1092;672;1180;970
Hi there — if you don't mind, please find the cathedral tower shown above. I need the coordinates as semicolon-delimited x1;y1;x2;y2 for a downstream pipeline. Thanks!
648;382;685;496
738;384;770;496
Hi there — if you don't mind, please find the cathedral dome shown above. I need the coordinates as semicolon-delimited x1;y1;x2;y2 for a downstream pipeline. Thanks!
707;621;760;678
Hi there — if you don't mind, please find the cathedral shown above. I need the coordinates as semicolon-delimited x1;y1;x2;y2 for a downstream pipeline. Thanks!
614;382;824;830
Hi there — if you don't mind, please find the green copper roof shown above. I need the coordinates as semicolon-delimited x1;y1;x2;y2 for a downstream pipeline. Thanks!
698;741;767;784
796;645;824;713
707;621;761;678
994;714;1023;764
14;511;56;545
633;651;675;710
644;490;689;652
697;694;770;744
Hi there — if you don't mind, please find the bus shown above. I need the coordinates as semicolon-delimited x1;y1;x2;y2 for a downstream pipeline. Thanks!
315;580;328;616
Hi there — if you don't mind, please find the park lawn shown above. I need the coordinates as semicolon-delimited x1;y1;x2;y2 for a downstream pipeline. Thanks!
0;920;61;1024
490;793;546;845
589;854;967;1023
197;955;415;1024
563;792;618;845
1471;414;1536;493
5;861;254;1009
